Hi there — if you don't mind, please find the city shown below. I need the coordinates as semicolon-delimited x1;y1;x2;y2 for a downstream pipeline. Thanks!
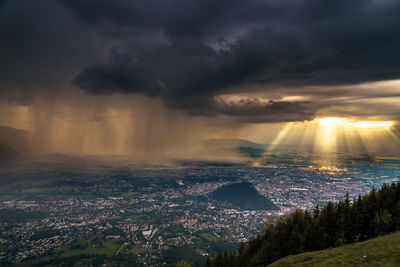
1;153;399;266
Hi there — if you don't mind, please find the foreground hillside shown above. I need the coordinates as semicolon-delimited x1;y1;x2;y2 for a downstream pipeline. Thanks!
269;231;400;266
209;182;400;266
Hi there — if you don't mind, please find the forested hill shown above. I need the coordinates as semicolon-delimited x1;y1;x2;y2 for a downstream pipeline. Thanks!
208;182;400;267
211;182;278;211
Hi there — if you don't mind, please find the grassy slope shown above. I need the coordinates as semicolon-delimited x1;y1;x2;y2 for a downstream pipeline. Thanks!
269;231;400;267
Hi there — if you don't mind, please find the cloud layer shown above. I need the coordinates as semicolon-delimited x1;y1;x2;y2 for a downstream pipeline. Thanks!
1;0;400;122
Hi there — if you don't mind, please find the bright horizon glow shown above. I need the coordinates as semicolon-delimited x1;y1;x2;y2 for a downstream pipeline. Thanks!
267;117;399;168
314;118;393;129
313;118;395;163
316;117;346;126
346;121;393;128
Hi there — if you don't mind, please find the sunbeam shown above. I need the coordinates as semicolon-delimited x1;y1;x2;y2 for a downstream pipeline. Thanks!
266;118;399;167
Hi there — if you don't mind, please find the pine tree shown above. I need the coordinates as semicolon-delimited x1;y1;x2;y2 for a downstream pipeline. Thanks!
210;182;400;267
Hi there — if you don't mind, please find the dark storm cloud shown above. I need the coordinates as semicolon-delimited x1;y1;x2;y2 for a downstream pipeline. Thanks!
57;0;400;120
0;0;106;104
5;91;35;106
213;99;316;123
1;0;400;121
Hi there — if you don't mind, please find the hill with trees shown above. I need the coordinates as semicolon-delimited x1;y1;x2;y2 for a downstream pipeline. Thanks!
211;182;278;211
208;182;400;266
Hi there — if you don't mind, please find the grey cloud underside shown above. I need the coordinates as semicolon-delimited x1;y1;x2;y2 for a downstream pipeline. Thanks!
2;0;400;121
61;0;400;120
0;0;106;95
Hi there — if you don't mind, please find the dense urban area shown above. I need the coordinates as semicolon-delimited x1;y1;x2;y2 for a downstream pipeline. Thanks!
0;152;399;266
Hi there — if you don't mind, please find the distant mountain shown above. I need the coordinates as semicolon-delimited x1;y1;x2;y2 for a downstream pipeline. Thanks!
0;125;30;155
203;139;266;159
204;139;265;149
0;143;23;164
237;146;265;158
211;182;278;211
0;125;28;141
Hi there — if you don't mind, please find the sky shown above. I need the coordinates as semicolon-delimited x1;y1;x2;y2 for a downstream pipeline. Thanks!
1;0;400;158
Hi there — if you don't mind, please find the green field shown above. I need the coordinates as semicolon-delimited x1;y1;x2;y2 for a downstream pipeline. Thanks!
130;246;157;254
269;231;400;267
121;191;139;198
17;256;52;267
199;232;219;242
60;235;121;258
17;236;127;267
